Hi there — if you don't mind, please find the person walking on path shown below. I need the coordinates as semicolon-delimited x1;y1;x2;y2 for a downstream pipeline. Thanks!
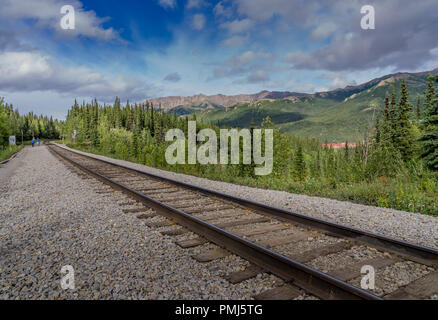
31;138;35;147
37;137;40;146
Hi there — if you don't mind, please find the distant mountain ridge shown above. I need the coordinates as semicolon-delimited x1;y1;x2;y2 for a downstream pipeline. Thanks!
195;68;437;141
144;90;309;113
144;68;438;114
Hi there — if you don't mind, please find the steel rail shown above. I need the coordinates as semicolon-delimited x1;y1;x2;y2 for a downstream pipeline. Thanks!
50;144;438;267
49;144;382;300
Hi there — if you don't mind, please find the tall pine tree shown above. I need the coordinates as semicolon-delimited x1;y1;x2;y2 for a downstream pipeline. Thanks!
419;75;438;171
293;144;307;181
416;96;421;121
393;79;415;162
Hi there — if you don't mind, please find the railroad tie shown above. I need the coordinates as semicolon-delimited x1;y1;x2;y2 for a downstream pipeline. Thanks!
328;256;398;282
136;186;170;191
136;213;156;219
193;248;230;262
290;241;353;263
144;188;180;195
255;231;309;249
165;196;201;203
253;285;301;300
122;208;150;214
236;224;289;237
196;211;245;221
172;201;217;210
118;201;138;206
96;190;112;194
161;228;188;236
225;265;264;284
185;205;235;215
121;179;151;184
215;217;270;229
384;271;438;300
176;237;208;248
145;220;176;228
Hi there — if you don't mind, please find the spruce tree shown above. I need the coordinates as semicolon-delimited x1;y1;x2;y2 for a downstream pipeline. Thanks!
393;79;415;162
425;76;435;109
384;93;390;121
389;87;398;143
419;75;438;171
150;105;155;137
126;101;133;130
315;149;321;178
114;97;121;128
293;144;306;181
375;115;381;144
90;100;99;147
416;96;421;121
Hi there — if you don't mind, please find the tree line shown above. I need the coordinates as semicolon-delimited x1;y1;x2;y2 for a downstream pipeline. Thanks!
0;98;61;147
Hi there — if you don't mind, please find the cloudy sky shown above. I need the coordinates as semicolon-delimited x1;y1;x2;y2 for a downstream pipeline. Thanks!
1;0;438;119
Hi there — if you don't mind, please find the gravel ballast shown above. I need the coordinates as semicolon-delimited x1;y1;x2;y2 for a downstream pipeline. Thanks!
59;144;438;250
0;146;283;299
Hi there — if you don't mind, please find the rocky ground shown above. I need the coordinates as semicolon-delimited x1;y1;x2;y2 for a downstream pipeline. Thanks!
0;146;282;299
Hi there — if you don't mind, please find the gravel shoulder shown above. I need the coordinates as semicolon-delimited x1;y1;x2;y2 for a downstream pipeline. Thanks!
58;144;438;250
0;145;282;299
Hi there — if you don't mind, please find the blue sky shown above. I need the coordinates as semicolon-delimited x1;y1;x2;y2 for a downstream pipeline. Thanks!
0;0;438;119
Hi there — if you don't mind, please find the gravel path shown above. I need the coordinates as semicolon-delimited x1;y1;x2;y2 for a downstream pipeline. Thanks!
59;144;438;249
0;146;282;299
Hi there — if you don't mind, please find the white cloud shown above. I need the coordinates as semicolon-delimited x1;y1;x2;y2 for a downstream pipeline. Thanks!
213;1;233;18
270;1;438;71
246;70;269;83
209;50;276;82
222;34;249;47
258;52;273;60
157;0;177;9
233;51;256;64
192;14;206;30
0;0;119;40
293;82;316;93
186;0;208;9
318;73;357;91
310;22;338;40
235;0;320;25
164;72;181;82
0;51;151;101
284;51;306;64
220;18;254;34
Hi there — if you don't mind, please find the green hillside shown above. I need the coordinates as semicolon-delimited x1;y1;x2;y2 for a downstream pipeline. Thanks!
197;72;433;142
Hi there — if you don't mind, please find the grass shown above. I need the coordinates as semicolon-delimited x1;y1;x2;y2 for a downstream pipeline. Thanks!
0;145;23;162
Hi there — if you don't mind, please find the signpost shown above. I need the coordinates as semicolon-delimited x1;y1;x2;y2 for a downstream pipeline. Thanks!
9;136;16;146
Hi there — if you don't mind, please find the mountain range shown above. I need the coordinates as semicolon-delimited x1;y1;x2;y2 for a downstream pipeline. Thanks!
144;68;438;141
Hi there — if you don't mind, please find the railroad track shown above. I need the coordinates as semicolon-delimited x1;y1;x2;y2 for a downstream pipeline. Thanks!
48;144;438;300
